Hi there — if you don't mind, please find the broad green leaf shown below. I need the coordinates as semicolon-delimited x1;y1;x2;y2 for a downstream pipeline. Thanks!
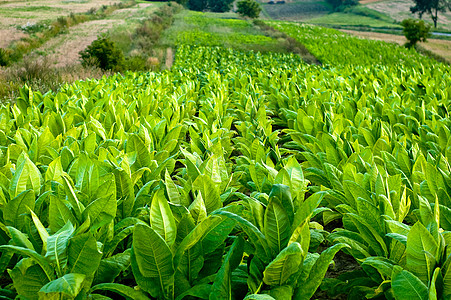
7;226;35;250
294;243;349;300
263;242;305;286
149;189;177;248
4;189;35;230
9;152;41;198
175;284;211;300
209;237;244;300
29;209;49;252
212;211;271;263
264;197;291;257
193;175;222;215
391;267;428;300
90;283;150;300
38;273;86;299
45;221;75;277
243;295;275;300
8;258;50;300
406;222;438;284
132;223;174;298
67;233;102;276
1;245;55;281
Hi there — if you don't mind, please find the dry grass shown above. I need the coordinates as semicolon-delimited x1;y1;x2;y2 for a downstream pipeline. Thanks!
37;19;120;67
340;29;451;63
0;0;122;30
365;0;451;29
0;28;27;48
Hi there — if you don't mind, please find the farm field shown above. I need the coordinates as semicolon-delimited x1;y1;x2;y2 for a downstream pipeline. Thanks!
2;2;451;300
0;0;123;47
340;29;451;63
33;2;159;67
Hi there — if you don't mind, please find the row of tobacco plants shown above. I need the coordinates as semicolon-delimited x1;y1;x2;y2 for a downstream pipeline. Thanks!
0;15;451;300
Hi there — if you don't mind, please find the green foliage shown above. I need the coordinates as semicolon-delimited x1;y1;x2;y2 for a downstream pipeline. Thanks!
401;18;431;48
187;0;233;12
325;0;359;11
3;12;451;300
237;0;262;19
79;36;125;71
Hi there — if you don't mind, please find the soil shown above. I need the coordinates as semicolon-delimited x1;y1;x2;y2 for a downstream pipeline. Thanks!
165;47;174;69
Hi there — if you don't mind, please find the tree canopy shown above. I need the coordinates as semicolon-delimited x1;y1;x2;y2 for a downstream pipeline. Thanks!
188;0;234;12
410;0;451;28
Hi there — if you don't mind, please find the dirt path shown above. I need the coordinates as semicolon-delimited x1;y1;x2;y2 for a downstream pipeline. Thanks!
165;47;174;70
340;29;451;63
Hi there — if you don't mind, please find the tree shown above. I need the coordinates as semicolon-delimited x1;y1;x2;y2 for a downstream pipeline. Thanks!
237;0;261;18
325;0;358;11
187;0;233;12
79;36;124;71
410;0;451;28
208;0;234;12
187;0;207;11
401;18;431;48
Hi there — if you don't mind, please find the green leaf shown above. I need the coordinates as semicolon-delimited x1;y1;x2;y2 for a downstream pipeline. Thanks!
48;194;77;233
264;197;291;257
212;211;270;263
8;258;50;300
406;222;438;284
209;236;244;300
149;189;177;248
243;295;275;300
4;189;35;230
1;245;55;281
29;209;49;252
193;175;222;215
175;283;211;300
45;221;75;277
7;226;35;250
294;243;349;300
391;267;428;300
263;242;305;286
82;179;117;230
67;233;102;276
113;168;135;219
90;283;150;300
38;273;86;299
132;223;174;298
9;152;41;198
94;250;131;284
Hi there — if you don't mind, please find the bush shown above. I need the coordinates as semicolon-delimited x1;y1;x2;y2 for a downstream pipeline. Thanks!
79;36;125;71
326;0;358;11
237;0;261;18
0;48;11;67
401;18;431;48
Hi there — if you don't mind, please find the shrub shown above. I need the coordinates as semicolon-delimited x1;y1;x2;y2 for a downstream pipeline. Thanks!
401;18;431;48
0;48;11;67
79;36;125;71
237;0;261;18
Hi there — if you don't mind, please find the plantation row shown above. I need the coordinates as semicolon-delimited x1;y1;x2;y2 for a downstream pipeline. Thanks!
1;18;451;300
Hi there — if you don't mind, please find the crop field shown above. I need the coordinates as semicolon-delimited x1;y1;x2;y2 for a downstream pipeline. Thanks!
2;5;451;300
